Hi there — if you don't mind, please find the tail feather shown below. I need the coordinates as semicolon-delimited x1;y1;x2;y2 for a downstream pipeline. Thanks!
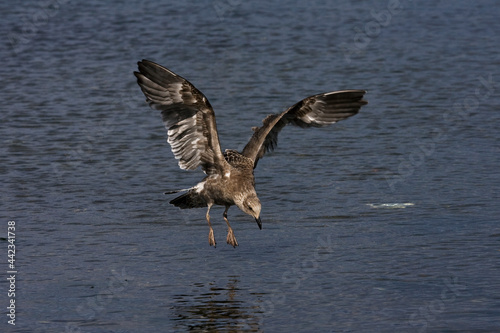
168;190;207;209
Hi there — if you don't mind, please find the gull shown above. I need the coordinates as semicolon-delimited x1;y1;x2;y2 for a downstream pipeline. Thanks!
134;59;367;247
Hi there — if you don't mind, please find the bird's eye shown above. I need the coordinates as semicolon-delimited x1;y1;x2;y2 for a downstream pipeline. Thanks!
248;206;253;211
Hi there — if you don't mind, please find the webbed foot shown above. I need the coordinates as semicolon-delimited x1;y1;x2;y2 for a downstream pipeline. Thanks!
226;227;238;248
208;228;216;247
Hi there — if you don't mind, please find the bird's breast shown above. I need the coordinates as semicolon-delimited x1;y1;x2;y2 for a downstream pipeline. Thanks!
201;171;255;206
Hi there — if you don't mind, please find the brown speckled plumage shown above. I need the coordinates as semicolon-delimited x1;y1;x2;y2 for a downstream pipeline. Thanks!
135;59;367;247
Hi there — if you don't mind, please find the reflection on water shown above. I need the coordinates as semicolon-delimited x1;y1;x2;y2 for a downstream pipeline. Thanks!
172;277;261;332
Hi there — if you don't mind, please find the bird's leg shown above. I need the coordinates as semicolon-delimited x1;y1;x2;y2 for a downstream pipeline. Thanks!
206;204;216;247
224;206;238;247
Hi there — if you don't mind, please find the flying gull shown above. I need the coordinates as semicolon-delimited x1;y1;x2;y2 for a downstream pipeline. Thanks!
134;60;367;247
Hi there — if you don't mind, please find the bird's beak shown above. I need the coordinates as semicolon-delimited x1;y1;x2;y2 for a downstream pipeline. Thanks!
255;216;262;230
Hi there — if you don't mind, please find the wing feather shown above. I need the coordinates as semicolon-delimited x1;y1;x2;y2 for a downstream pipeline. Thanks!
134;60;227;175
242;90;367;167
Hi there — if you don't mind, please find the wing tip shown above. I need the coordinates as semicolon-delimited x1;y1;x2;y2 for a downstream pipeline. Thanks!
323;89;367;96
322;89;368;105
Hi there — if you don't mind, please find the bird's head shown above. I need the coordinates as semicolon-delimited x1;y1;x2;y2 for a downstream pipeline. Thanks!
238;193;262;229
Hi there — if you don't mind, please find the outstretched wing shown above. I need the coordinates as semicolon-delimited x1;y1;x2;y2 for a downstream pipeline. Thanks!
134;60;228;175
241;90;367;168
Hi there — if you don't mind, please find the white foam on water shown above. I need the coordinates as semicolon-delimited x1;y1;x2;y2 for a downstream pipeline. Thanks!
367;203;415;209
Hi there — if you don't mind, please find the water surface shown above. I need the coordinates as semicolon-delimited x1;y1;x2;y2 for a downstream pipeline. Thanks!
1;0;499;332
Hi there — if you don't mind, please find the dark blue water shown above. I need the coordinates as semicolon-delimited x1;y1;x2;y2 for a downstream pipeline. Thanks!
1;0;499;332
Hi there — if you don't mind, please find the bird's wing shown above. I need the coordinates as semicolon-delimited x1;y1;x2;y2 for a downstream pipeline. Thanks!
134;60;228;175
241;90;367;168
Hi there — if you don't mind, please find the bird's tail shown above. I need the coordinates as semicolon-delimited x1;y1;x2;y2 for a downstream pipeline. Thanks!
167;189;207;209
